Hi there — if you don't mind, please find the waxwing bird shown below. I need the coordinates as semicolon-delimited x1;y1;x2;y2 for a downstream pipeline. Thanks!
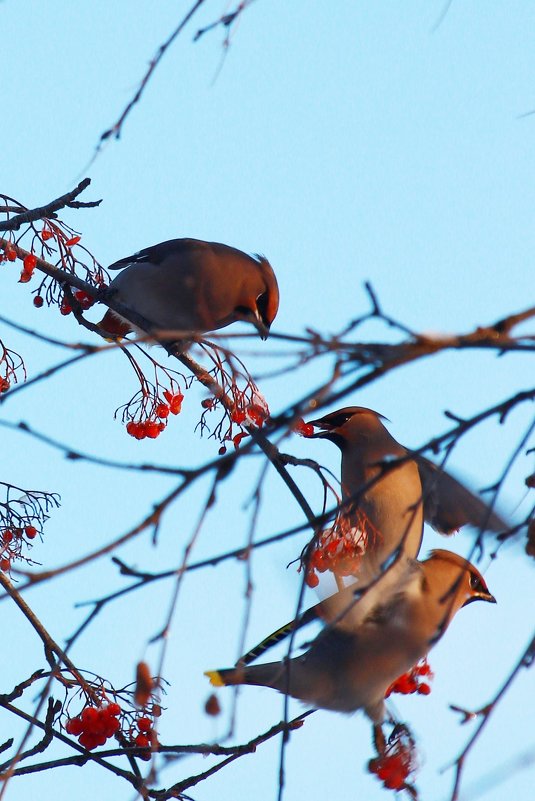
309;407;426;585
99;238;279;341
205;550;496;722
307;407;506;584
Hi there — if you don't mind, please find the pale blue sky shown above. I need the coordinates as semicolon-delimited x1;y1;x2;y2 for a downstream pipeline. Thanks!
1;2;534;800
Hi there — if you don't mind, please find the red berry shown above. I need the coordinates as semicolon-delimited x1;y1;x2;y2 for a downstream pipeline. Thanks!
106;702;121;717
305;570;319;588
2;530;13;544
135;424;147;440
104;716;121;737
0;558;11;572
4;244;17;261
135;733;150;748
25;525;38;539
137;716;152;732
246;404;268;427
294;419;314;437
65;235;81;246
232;432;248;449
418;683;431;695
156;403;170;418
231;409;246;424
19;270;32;283
60;301;72;315
66;717;84;736
33;295;44;308
126;421;138;437
74;289;94;310
218;445;227;455
170;395;183;414
23;254;37;273
144;421;160;439
81;706;99;726
41;229;54;241
78;732;99;750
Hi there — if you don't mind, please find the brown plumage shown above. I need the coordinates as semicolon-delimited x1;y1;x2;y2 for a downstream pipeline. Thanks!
308;407;506;584
99;238;279;341
205;550;495;722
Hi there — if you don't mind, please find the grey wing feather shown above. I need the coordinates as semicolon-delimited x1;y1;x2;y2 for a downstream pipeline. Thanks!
416;455;507;534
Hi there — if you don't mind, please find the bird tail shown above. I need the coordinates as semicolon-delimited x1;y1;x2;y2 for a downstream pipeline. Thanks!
205;667;244;687
205;662;285;690
99;310;132;338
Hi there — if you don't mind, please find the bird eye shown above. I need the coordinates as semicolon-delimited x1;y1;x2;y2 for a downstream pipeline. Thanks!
469;572;485;593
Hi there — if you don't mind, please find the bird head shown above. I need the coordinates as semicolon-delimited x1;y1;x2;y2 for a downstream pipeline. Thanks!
423;549;496;611
308;407;390;448
232;255;279;340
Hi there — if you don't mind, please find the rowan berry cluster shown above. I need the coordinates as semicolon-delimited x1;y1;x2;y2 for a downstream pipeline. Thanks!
304;513;380;587
2;233;85;290
59;289;95;316
216;399;269;454
0;525;40;572
65;703;121;751
385;658;433;697
368;729;417;792
126;390;184;440
131;714;159;758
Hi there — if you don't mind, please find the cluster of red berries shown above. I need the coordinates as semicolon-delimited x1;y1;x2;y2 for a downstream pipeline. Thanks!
126;419;166;440
293;418;314;437
58;289;95;316
65;703;121;751
0;525;39;572
368;742;415;791
305;514;379;587
230;401;269;428
215;401;270;455
131;715;158;758
126;391;184;440
385;658;433;698
40;227;80;247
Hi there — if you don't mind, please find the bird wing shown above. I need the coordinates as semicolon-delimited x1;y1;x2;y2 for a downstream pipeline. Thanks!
108;239;197;270
239;550;419;665
415;455;508;534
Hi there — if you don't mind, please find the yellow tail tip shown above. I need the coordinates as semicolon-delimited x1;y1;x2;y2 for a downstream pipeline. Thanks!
204;670;225;687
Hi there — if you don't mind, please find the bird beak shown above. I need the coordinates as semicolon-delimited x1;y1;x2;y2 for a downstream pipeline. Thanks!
462;591;497;608
307;419;334;438
251;311;270;341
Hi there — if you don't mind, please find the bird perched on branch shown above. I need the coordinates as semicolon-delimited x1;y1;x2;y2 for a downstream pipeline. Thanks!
99;238;279;342
205;549;496;722
305;407;506;587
